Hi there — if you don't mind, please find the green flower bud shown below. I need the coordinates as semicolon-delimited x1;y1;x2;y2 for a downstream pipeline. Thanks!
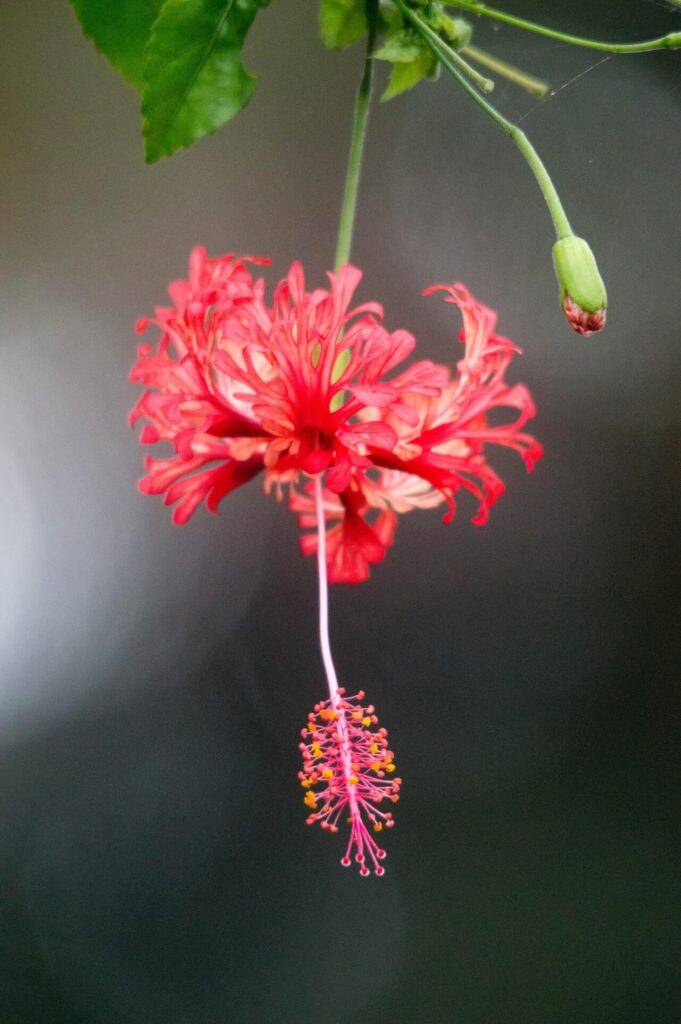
440;16;473;49
552;235;607;336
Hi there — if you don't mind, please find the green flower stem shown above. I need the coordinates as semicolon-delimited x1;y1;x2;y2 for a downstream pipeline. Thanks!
334;0;379;270
448;46;495;93
461;44;548;97
331;1;379;396
394;0;572;240
446;1;681;53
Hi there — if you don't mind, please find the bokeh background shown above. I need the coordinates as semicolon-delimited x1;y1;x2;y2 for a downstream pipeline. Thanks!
1;1;679;1021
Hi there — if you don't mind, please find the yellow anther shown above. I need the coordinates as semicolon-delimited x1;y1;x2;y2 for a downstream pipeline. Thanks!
370;744;379;754
352;711;362;720
304;791;317;808
391;795;399;803
308;722;316;732
300;779;311;789
321;769;333;779
348;774;359;786
362;716;371;727
371;761;382;772
386;763;396;773
373;822;383;832
351;762;359;771
311;742;322;759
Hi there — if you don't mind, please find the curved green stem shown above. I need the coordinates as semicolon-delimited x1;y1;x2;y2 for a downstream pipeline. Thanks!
334;0;379;270
445;1;681;53
395;0;572;239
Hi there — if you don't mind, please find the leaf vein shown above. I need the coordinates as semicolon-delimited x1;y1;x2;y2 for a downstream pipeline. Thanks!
149;0;239;144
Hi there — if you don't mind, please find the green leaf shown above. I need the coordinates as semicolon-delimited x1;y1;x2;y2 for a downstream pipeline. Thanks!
142;0;271;163
68;0;164;89
373;29;421;63
320;0;366;49
381;46;437;100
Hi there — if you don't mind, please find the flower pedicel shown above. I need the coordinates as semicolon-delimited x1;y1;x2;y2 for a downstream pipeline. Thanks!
130;247;542;874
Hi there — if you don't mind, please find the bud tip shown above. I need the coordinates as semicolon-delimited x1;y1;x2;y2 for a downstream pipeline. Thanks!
552;235;607;337
562;294;607;336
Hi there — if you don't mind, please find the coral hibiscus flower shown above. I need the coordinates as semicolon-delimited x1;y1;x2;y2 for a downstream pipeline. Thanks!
130;247;542;584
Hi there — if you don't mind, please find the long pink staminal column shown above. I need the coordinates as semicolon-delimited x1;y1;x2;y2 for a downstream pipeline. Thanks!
298;475;400;876
314;474;342;706
313;473;360;834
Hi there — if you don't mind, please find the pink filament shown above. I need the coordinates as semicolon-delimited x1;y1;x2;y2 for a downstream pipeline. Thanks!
314;475;360;823
314;474;340;704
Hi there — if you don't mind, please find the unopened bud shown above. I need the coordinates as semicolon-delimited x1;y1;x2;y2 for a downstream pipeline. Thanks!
440;16;473;49
552;235;607;336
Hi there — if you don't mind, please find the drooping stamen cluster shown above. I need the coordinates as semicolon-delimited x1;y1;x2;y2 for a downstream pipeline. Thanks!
299;689;401;876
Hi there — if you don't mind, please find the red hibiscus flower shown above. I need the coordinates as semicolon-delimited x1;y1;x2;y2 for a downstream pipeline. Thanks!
131;248;542;583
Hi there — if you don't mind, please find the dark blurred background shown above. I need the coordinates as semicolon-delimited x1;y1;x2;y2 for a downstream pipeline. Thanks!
1;1;679;1021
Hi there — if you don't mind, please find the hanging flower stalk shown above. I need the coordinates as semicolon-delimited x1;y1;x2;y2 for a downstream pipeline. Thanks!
130;247;541;871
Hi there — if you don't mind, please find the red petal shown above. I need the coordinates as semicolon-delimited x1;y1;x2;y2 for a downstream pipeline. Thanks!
336;422;397;450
